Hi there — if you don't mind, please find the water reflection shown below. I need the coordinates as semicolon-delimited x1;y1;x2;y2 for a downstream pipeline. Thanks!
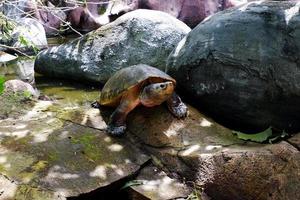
1;56;99;106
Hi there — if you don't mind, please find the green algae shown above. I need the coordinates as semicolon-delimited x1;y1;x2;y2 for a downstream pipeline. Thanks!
15;185;58;200
47;151;59;162
0;91;35;119
71;133;101;162
31;161;48;171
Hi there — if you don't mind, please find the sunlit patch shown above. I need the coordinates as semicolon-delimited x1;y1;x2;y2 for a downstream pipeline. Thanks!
21;172;35;183
54;188;72;197
284;2;300;25
183;140;190;146
59;131;69;139
0;156;7;163
107;144;123;152
115;169;124;176
125;159;132;164
45;165;80;181
21;101;53;121
205;145;222;151
11;130;29;139
164;123;185;137
4;163;11;169
47;171;79;179
89;165;107;179
137;177;182;199
0;179;17;199
15;124;27;129
33;130;53;143
200;118;212;127
110;164;117;169
181;144;200;156
84;109;106;129
172;36;187;58
104;136;111;143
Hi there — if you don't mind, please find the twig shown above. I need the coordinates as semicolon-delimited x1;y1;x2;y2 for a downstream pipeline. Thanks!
0;44;32;58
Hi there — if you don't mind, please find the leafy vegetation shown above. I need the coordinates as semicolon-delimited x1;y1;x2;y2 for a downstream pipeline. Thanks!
0;76;4;95
121;180;144;190
233;127;273;143
0;13;15;44
232;127;289;143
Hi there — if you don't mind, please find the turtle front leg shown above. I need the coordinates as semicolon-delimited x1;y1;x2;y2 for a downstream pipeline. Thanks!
166;92;188;119
107;107;128;136
107;92;140;136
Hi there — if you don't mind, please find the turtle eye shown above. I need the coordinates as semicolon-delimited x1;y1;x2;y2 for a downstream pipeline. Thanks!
160;84;167;89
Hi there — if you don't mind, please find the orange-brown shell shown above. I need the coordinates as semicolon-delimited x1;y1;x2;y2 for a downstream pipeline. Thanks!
100;64;176;106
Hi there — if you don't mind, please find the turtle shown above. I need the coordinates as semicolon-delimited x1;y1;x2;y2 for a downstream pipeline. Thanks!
92;64;188;136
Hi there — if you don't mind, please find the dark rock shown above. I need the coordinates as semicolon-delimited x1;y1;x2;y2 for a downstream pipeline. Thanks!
167;1;300;133
36;1;67;35
35;9;190;84
66;0;110;33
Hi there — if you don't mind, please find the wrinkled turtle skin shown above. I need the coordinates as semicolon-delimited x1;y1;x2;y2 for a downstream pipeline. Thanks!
93;64;188;136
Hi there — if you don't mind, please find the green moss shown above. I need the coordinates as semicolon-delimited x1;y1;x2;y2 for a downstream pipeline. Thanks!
0;91;35;119
98;6;107;15
71;133;102;162
15;185;55;200
47;151;59;162
0;164;5;172
31;161;48;171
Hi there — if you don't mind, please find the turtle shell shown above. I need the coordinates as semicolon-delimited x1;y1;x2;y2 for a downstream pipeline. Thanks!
100;64;176;106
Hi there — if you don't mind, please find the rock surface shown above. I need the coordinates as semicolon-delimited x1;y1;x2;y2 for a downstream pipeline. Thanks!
0;99;150;199
66;0;111;32
61;99;300;200
128;164;191;200
3;79;38;97
34;9;190;84
125;105;300;200
0;78;299;199
167;1;300;133
37;1;67;35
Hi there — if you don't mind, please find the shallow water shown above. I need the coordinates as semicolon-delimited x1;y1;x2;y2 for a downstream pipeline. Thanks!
0;56;100;106
0;35;101;106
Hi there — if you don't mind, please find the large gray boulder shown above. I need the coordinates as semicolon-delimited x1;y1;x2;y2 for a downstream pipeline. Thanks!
35;9;190;84
167;1;300;133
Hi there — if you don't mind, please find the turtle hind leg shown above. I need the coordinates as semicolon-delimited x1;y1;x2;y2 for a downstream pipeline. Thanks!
107;90;140;136
166;92;188;119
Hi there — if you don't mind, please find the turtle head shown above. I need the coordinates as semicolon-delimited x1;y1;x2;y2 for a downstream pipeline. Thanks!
140;81;174;107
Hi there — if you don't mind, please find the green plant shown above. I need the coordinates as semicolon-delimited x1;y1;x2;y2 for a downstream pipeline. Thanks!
0;76;5;95
0;13;15;43
232;127;273;143
18;35;39;54
120;180;144;190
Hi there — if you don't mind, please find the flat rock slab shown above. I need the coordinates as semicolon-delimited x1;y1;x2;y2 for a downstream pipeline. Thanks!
128;164;191;200
0;100;149;199
40;101;300;199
